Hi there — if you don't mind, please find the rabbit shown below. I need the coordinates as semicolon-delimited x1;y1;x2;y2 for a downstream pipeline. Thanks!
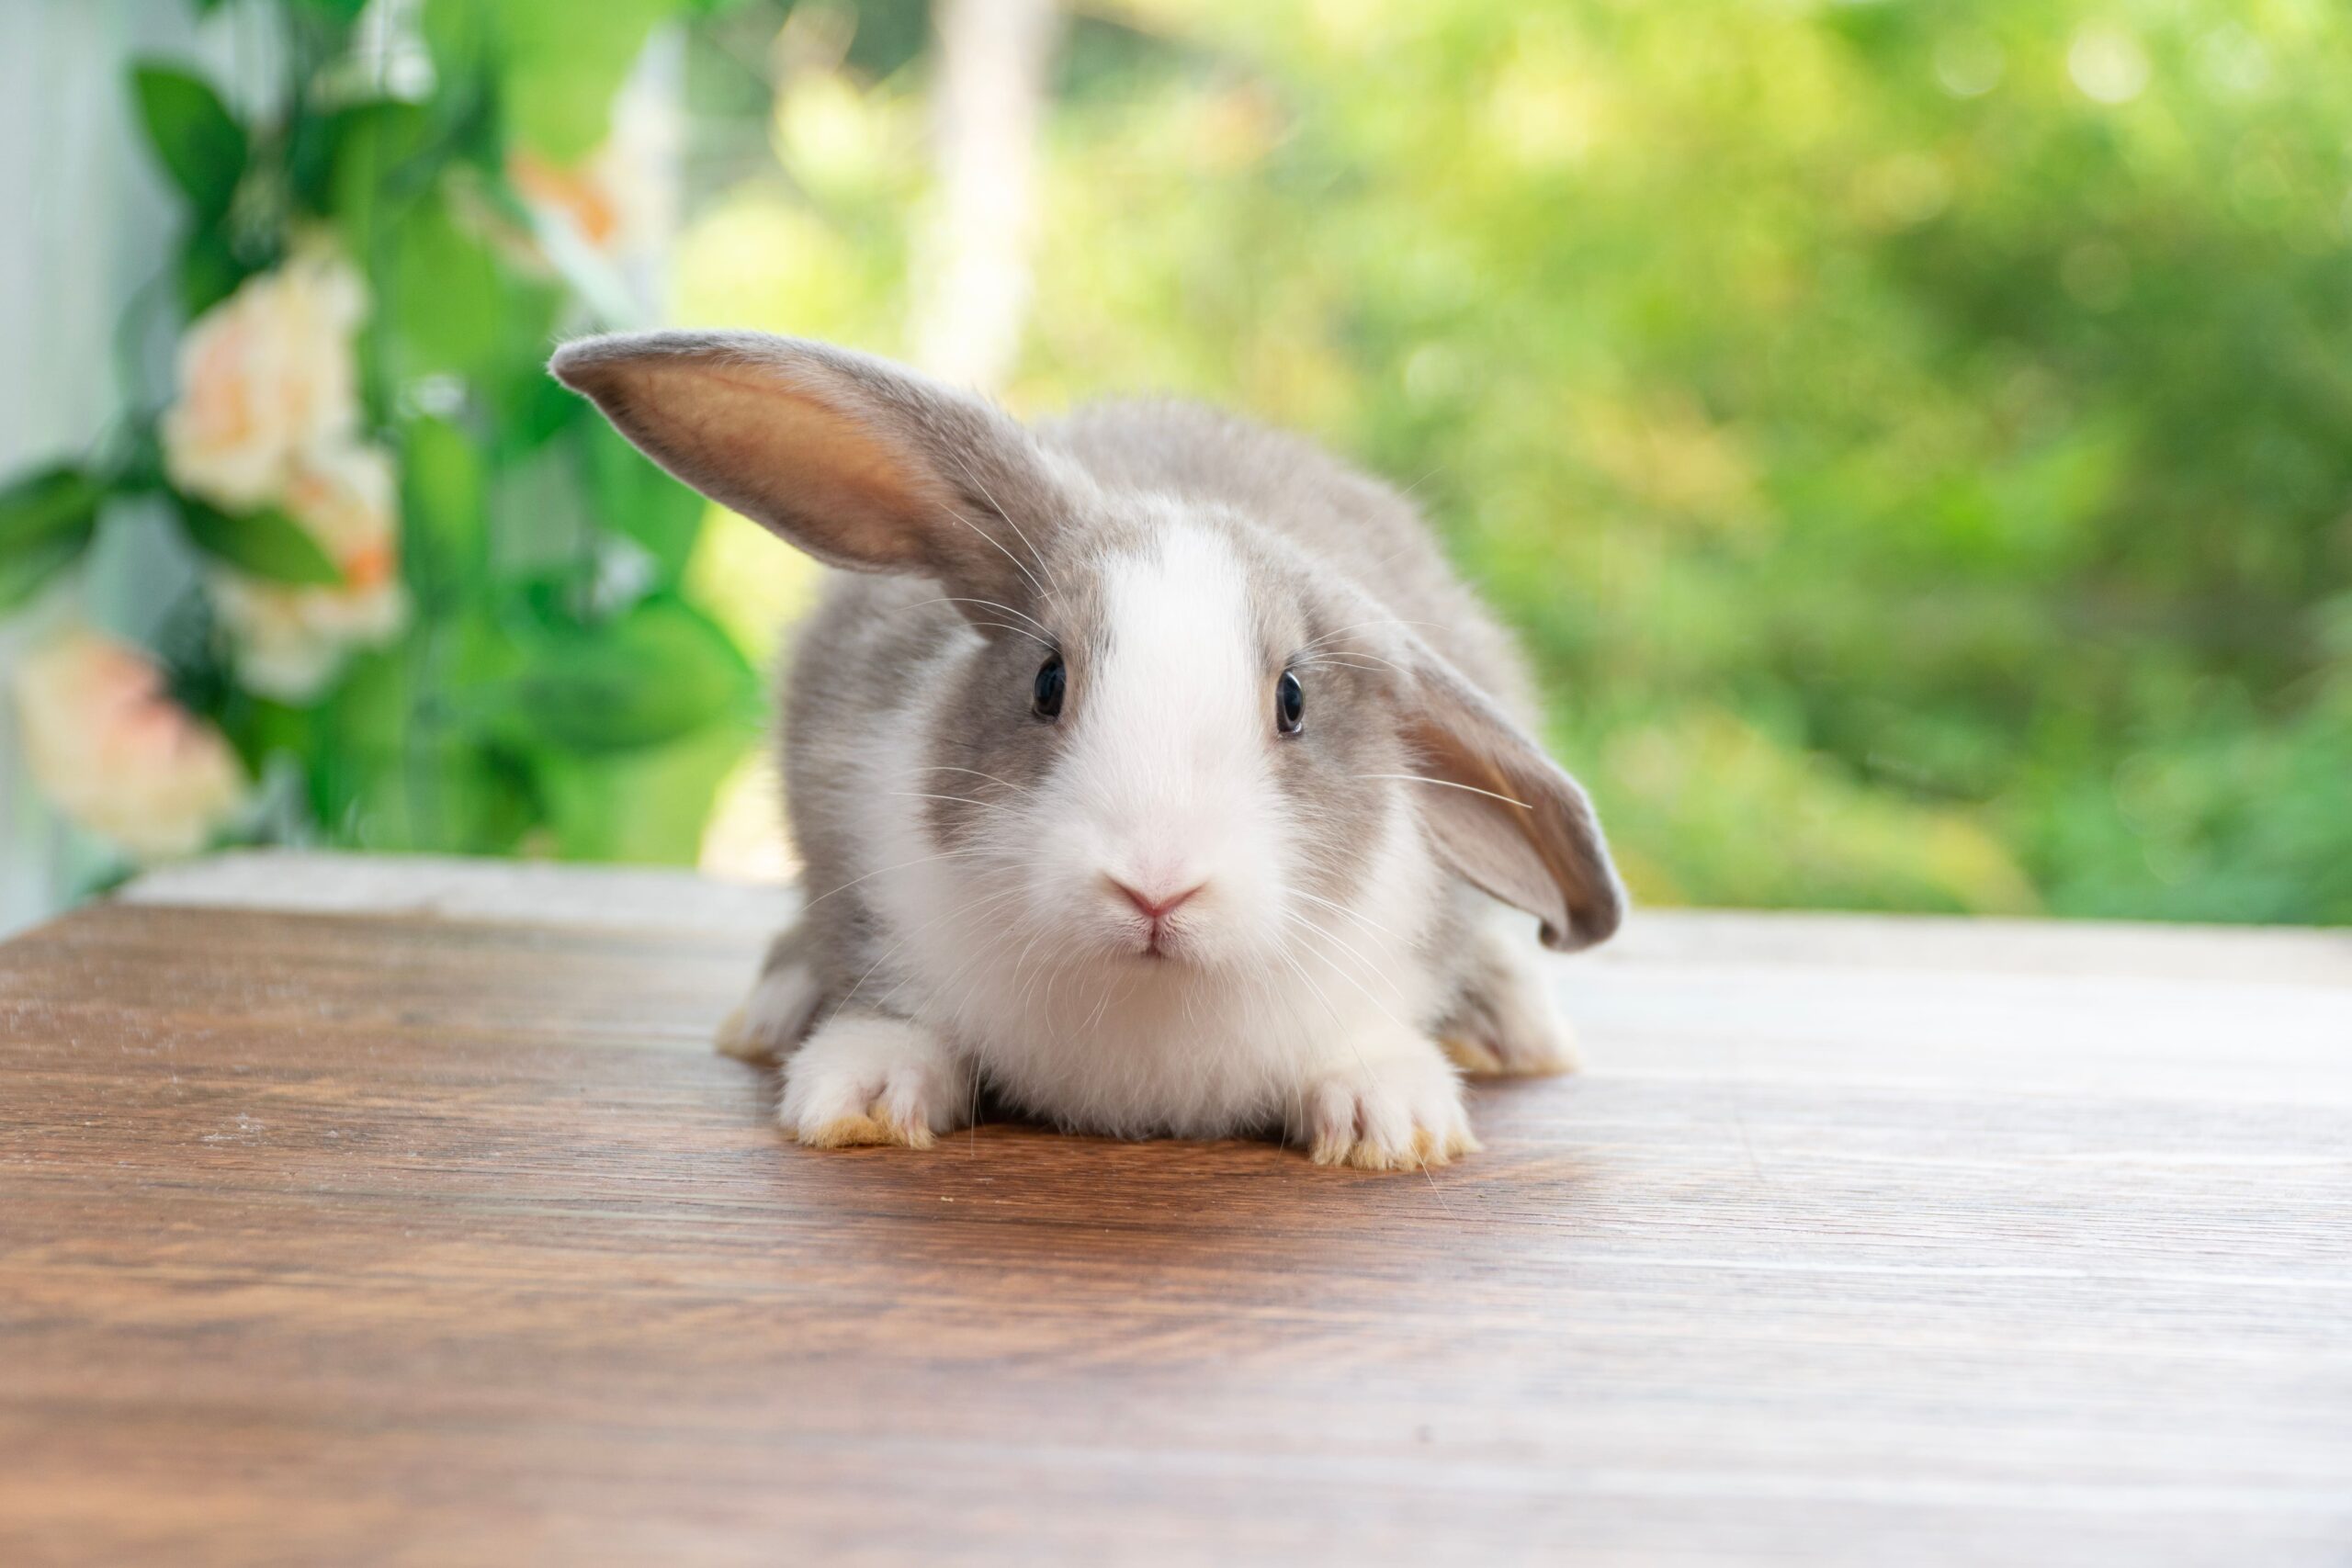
550;332;1624;1169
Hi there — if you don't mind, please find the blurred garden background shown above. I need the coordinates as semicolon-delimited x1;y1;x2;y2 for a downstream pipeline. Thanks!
3;0;2349;934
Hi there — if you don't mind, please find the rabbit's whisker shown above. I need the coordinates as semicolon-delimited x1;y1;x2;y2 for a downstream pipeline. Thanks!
932;503;1049;602
1082;969;1119;1034
1293;886;1406;946
912;763;1037;796
1280;908;1408;1005
826;883;1028;1023
1294;655;1396;677
944;451;1064;600
889;790;1018;815
1356;773;1531;809
860;879;1038;1031
1285;921;1417;1038
968;621;1057;652
1297;617;1447;653
799;845;989;910
905;597;1055;636
1295;639;1411;674
1272;935;1340;1030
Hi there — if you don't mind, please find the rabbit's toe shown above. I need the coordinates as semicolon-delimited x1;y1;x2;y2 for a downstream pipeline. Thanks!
1299;1050;1478;1171
780;1014;969;1149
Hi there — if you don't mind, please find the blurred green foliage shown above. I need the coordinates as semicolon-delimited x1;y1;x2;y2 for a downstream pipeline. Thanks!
13;0;2346;923
683;0;2352;922
5;0;763;870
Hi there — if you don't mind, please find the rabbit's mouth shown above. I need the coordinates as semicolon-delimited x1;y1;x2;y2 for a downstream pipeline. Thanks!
1125;919;1189;963
1102;874;1208;962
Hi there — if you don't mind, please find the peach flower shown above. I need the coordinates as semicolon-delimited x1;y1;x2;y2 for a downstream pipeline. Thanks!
208;441;409;701
11;631;249;860
160;245;367;512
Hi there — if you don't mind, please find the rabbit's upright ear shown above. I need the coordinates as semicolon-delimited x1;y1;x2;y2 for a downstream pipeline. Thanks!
1395;636;1625;952
551;331;1058;597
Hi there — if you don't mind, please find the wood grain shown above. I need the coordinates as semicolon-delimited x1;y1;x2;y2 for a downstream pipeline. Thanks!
4;856;2349;1566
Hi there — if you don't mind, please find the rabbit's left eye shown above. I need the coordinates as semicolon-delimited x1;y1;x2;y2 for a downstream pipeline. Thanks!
1033;654;1066;720
1275;670;1305;736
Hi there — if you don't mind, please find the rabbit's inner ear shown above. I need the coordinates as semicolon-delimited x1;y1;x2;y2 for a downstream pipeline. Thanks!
552;332;1050;592
1396;642;1625;952
585;355;947;572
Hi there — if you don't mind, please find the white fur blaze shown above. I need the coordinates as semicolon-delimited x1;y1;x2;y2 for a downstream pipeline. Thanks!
781;1014;972;1149
1063;523;1273;922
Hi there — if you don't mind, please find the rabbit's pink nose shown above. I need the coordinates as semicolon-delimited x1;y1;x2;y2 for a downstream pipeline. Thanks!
1109;878;1204;923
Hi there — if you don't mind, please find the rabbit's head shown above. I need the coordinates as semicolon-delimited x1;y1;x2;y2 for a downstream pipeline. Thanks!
553;333;1621;988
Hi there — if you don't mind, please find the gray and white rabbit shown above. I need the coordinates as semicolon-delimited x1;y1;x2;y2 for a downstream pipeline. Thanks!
552;333;1623;1169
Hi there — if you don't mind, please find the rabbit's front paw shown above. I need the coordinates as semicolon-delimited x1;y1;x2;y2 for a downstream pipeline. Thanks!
1298;1048;1478;1171
780;1014;970;1149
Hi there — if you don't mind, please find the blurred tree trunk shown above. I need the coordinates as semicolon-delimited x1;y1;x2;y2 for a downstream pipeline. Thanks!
907;0;1062;395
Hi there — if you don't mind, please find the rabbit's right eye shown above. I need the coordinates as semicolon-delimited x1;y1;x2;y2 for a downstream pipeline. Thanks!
1032;654;1066;720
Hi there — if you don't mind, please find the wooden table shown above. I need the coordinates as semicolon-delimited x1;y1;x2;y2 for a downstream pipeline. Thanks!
3;852;2347;1565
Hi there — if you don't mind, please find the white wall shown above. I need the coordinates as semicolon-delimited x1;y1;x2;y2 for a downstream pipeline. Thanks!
0;1;244;935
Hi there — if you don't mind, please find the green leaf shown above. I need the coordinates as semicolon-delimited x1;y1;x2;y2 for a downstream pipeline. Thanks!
428;0;676;164
382;196;505;381
482;441;593;587
419;0;491;78
177;226;254;318
345;737;539;855
325;100;441;243
176;497;344;586
0;460;104;604
402;414;487;596
131;64;248;221
579;417;705;581
502;370;588;460
537;722;751;863
470;596;757;754
0;525;94;612
0;464;105;558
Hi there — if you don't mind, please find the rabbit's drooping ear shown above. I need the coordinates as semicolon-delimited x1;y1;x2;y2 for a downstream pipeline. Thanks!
550;331;1057;597
1396;638;1625;952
